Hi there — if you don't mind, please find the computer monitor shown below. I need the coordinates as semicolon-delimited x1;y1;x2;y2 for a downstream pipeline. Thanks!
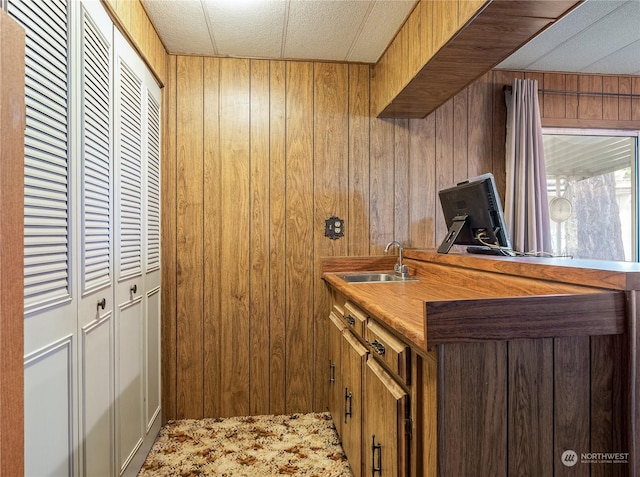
437;173;513;255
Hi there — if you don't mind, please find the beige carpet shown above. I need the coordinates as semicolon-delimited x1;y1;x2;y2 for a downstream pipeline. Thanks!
138;412;353;476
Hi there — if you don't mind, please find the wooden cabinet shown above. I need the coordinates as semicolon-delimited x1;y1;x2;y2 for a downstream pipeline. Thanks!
363;358;410;477
371;0;582;118
327;292;413;477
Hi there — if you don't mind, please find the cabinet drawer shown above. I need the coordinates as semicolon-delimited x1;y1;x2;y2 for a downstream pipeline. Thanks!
365;319;410;385
343;301;367;339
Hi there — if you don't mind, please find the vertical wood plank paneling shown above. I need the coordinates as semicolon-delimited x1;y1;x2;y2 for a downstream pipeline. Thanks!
408;115;436;249
590;335;615;477
219;58;251;417
508;339;554;476
313;63;349;411
269;60;287;415
439;343;507;476
619;77;632;120
176;55;204;419
566;74;579;119
435;100;455;245
554;337;590;477
370;117;395;254
612;330;632;476
161;54;177;420
249;59;271;415
543;73;566;119
453;89;468;184
407;2;422;79
579;75;603;120
491;70;522;198
285;61;315;413
432;0;458;54
421;0;433;65
632;78;640;121
603;76;620;121
203;57;221;417
348;64;371;256
395;119;410;243
467;72;493;177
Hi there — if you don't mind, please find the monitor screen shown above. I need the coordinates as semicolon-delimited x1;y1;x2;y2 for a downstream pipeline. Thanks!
437;173;513;255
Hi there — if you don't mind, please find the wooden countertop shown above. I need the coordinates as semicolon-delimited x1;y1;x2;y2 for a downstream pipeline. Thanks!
322;251;627;352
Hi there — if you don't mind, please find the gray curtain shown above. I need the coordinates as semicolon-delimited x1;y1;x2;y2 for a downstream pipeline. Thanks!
504;78;552;253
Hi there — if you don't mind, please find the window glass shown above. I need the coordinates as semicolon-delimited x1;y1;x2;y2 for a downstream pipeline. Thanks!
543;130;638;261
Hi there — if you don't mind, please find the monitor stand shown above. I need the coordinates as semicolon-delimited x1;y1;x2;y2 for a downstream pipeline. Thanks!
437;215;468;254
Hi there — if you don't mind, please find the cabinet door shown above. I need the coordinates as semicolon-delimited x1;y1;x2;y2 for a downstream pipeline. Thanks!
342;330;368;477
328;312;345;437
363;357;409;477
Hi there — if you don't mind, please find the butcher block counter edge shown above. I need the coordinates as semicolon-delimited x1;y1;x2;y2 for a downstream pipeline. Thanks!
322;250;628;353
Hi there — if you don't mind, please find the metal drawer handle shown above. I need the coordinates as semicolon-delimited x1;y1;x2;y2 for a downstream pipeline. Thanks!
130;284;138;294
97;298;106;310
344;387;353;423
372;435;382;476
329;362;336;383
366;339;386;356
345;314;356;326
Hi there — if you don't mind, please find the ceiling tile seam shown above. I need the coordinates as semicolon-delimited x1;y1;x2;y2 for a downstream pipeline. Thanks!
344;0;377;62
522;1;633;70
200;0;219;56
280;1;291;59
580;37;640;74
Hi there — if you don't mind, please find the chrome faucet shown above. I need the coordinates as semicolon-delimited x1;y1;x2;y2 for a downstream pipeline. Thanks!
385;241;409;278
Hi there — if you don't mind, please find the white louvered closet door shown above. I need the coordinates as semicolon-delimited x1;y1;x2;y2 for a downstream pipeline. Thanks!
114;28;162;476
9;0;79;475
76;2;115;476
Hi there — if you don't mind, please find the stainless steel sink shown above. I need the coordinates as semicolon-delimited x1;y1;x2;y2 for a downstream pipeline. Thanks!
339;272;418;283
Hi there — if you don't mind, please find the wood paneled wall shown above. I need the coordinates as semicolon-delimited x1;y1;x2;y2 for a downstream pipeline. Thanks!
162;57;504;419
163;63;640;419
495;70;640;130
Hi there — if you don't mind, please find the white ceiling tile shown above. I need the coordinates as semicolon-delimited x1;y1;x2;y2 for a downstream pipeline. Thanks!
582;38;640;74
347;0;416;63
283;1;373;61
142;0;216;56
202;0;287;59
526;1;640;72
498;0;625;70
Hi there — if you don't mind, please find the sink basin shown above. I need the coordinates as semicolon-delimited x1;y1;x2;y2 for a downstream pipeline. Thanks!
339;272;418;283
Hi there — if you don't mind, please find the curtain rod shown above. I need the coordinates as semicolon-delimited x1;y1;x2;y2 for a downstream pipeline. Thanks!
503;84;640;98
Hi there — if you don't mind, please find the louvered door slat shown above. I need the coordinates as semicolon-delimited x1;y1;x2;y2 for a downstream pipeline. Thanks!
10;0;71;311
146;94;160;271
81;5;112;294
117;60;142;280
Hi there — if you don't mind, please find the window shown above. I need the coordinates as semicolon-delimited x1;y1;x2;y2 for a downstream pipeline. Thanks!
543;129;639;261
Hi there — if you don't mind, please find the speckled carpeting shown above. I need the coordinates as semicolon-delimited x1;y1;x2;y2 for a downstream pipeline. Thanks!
138;412;352;476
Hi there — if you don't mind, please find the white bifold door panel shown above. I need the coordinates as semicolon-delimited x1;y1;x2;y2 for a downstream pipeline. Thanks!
11;0;162;475
114;28;162;476
12;0;78;474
